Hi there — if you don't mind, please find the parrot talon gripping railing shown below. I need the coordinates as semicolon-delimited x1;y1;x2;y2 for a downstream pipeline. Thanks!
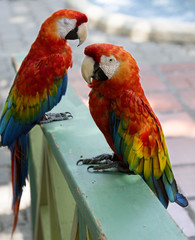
39;112;73;124
12;53;188;240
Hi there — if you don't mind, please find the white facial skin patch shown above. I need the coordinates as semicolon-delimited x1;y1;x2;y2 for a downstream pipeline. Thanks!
57;18;77;39
99;55;120;79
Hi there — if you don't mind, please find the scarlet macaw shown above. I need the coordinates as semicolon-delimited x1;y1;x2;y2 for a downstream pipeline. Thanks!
79;43;188;209
0;9;88;233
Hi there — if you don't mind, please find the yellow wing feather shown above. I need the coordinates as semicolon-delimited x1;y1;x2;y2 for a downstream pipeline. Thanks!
113;90;170;181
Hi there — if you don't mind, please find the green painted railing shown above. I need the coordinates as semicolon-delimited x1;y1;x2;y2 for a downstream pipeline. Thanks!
12;53;187;240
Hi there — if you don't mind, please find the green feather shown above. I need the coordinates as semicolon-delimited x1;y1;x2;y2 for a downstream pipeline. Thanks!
164;164;174;184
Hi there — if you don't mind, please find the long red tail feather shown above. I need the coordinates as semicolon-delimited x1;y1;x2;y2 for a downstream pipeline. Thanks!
11;198;20;236
10;134;29;235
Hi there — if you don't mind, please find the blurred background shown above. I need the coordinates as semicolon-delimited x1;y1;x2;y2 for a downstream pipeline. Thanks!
0;0;195;239
88;0;195;22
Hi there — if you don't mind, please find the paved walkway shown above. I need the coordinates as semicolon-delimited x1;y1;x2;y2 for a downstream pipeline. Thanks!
0;0;195;239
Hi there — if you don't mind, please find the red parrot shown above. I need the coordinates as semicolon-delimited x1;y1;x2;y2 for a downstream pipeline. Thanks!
80;43;188;209
0;9;88;234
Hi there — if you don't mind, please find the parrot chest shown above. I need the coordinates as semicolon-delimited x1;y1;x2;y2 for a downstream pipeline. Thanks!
89;90;115;150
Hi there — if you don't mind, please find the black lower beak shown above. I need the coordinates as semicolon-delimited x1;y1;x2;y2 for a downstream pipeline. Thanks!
65;27;78;40
92;62;108;81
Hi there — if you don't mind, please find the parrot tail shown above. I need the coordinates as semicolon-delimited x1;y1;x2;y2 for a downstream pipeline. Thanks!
9;134;29;235
175;192;188;207
149;171;188;209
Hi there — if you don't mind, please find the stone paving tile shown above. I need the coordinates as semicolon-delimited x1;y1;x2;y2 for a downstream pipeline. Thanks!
166;138;195;166
26;0;53;25
0;181;31;239
168;203;195;238
178;90;195;110
147;92;183;112
140;74;168;92
0;224;32;240
158;112;195;138
189;200;195;216
139;65;153;73
0;148;10;167
172;165;195;198
166;71;195;90
159;62;195;72
2;41;26;55
1;28;19;42
0;1;11;19
0;167;10;185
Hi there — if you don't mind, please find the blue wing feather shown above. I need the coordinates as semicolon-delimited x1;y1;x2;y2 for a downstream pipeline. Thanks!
40;100;48;118
2;115;15;145
162;172;176;202
176;193;188;207
0;109;12;135
61;74;68;96
152;176;169;208
109;112;122;155
0;73;68;147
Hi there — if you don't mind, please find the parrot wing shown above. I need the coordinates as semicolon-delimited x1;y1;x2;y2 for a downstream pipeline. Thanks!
0;53;68;146
110;89;170;179
109;89;187;207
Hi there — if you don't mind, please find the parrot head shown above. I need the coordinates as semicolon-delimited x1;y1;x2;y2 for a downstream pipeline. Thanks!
39;9;88;46
81;43;141;98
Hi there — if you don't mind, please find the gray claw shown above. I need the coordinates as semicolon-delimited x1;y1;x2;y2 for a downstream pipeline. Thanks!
87;166;95;172
77;159;84;165
77;153;133;174
39;112;73;124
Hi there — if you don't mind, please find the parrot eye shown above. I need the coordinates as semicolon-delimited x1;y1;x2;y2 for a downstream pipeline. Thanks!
63;18;71;25
100;55;120;79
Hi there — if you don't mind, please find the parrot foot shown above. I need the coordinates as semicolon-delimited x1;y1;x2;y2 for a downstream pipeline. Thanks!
39;112;73;124
77;153;132;174
77;153;113;165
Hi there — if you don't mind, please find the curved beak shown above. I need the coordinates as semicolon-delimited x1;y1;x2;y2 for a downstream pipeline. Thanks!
81;56;95;84
65;23;87;46
81;56;109;84
77;23;88;46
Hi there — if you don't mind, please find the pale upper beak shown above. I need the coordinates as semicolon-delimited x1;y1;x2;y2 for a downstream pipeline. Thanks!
81;56;95;84
78;23;88;46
